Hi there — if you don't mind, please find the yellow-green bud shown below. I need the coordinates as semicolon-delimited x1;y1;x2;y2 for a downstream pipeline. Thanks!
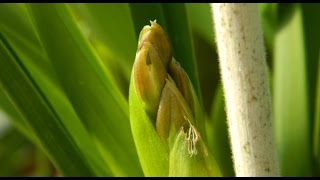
133;41;167;118
138;20;172;69
168;59;195;117
156;79;195;149
131;21;221;176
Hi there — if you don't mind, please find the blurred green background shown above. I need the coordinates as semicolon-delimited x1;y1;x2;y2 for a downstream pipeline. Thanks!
0;3;319;176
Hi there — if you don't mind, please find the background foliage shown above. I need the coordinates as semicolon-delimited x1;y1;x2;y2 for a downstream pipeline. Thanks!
0;3;319;176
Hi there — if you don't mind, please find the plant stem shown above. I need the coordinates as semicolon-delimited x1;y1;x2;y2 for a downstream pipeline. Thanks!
211;4;278;176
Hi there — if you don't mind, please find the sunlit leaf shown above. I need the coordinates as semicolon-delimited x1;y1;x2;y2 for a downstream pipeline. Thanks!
28;4;142;176
0;33;101;176
273;4;312;176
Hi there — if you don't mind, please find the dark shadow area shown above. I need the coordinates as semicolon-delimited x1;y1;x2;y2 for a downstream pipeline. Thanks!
277;3;297;32
301;3;320;176
192;29;220;115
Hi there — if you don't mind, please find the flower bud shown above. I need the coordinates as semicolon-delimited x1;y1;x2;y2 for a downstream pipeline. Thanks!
133;42;167;118
156;79;195;149
156;80;186;149
131;21;221;176
168;59;195;117
138;20;172;69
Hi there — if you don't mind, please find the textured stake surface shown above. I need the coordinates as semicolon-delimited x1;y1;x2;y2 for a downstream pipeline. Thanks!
212;3;278;176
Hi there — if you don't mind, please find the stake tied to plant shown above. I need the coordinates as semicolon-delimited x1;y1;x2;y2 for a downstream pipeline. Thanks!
129;20;221;176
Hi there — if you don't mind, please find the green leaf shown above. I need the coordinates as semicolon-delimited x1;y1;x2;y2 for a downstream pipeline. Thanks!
206;84;234;176
0;4;57;84
27;4;142;176
0;33;100;176
161;4;200;99
129;3;167;39
273;4;312;176
69;4;136;98
186;3;214;44
313;52;320;175
0;86;36;141
71;3;137;67
1;5;112;176
1;4;112;175
301;5;320;171
0;3;61;141
32;147;54;176
185;3;219;113
0;4;41;50
169;128;222;177
258;3;277;60
301;4;320;129
0;127;33;176
129;73;169;176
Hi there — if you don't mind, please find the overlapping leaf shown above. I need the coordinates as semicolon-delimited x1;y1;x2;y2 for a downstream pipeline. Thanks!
273;4;312;176
27;4;142;176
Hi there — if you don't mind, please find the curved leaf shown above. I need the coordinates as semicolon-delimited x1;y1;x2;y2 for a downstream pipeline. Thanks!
169;128;221;176
0;33;98;176
313;52;320;175
27;4;142;176
206;84;234;176
161;4;200;99
273;4;312;176
186;3;219;113
129;73;169;176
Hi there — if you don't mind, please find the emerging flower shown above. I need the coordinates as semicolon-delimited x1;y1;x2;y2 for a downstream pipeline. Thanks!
130;20;221;176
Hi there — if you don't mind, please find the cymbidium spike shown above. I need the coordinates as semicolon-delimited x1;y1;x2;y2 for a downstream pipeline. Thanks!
130;21;221;176
138;20;172;69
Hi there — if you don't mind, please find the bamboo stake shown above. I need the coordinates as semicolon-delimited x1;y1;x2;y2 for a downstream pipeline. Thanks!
211;3;279;176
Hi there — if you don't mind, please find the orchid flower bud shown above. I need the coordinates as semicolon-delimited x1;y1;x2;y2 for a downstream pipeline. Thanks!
133;42;167;119
138;20;172;69
130;21;221;176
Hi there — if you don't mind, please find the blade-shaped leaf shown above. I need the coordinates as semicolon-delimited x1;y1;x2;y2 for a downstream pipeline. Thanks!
129;75;169;176
129;3;167;39
0;87;36;141
161;4;201;99
71;3;137;68
69;3;136;98
1;4;113;176
301;4;320;129
258;3;277;61
0;4;57;84
0;33;100;176
206;84;234;176
27;4;142;176
169;128;222;177
185;3;219;114
0;4;41;54
273;4;312;176
313;52;320;175
0;127;33;176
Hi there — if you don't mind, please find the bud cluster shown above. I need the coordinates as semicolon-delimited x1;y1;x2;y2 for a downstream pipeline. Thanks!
133;20;198;151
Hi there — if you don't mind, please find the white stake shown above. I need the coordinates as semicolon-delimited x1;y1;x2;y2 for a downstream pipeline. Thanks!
211;3;279;176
